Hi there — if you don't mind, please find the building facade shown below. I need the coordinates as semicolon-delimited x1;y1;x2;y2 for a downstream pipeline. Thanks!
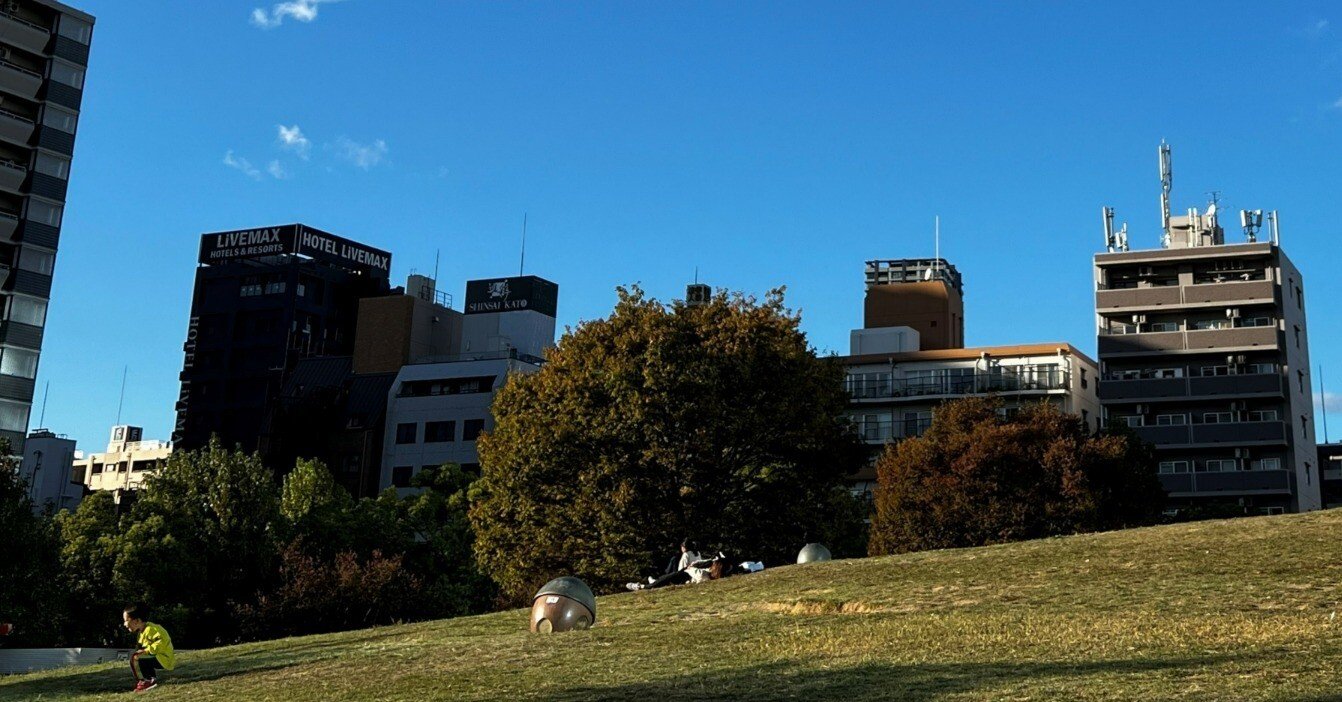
0;0;93;450
379;275;557;492
18;426;77;512
73;425;171;496
1094;148;1319;514
1317;443;1341;509
173;224;391;454
842;343;1101;501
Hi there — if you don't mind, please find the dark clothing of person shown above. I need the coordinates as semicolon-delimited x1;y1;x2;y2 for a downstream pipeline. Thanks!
646;570;693;589
131;653;162;681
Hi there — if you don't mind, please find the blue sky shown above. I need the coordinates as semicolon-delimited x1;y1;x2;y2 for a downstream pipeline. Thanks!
40;0;1342;451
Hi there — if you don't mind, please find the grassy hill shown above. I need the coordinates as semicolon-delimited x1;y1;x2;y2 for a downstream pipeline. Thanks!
3;509;1340;701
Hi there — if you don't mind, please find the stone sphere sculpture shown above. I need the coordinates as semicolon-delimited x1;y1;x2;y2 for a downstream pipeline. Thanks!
530;576;596;633
796;543;832;564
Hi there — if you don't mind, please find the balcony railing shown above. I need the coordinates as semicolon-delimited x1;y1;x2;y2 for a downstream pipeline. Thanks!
846;369;1070;400
853;417;933;443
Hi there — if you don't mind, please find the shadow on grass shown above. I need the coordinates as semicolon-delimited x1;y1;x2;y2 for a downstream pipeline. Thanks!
532;653;1277;702
0;629;409;700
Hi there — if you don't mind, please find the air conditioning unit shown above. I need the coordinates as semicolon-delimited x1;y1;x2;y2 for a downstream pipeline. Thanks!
1229;401;1241;412
1226;308;1240;319
1234;448;1248;458
1131;314;1147;324
1135;404;1147;414
1234;355;1247;365
1138;266;1155;277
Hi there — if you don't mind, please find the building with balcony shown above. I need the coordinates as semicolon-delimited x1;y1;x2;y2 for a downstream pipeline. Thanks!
0;0;93;451
1094;147;1318;514
173;224;392;455
72;425;171;497
380;275;556;492
842;343;1101;501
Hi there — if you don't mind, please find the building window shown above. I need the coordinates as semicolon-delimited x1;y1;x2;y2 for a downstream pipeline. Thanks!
1202;459;1236;473
25;199;62;227
40;105;78;133
1200;365;1229;377
1294;325;1301;349
1117;415;1142;428
463;419;485;441
57;15;93;44
1202;412;1234;424
1155;414;1186;426
1158;461;1190;474
49;60;85;89
1149;322;1178;332
395;422;418;444
17;247;55;276
391;466;413;488
264;281;286;295
1081;408;1090;429
1247;410;1279;422
0;398;28;432
1246;363;1276;375
1080;369;1088;389
1295;286;1303;311
1251;458;1281;471
7;295;47;327
425;420;455;443
1297;370;1305;394
240;284;263;297
1192;319;1229;331
33;153;69;180
0;347;38;379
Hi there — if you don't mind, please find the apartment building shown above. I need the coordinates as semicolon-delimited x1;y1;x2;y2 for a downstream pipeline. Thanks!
73;425;171;496
1094;144;1318;514
0;0;93;451
17;426;77;512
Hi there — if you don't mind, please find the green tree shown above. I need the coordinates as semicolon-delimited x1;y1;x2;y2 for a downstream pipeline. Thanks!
399;464;495;616
471;286;867;602
0;442;65;645
53;492;125;645
868;397;1165;555
117;439;280;645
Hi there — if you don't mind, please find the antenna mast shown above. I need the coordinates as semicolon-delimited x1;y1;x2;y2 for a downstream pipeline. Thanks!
1323;364;1331;444
519;213;527;276
934;215;940;276
1159;141;1173;247
38;380;49;427
115;365;127;426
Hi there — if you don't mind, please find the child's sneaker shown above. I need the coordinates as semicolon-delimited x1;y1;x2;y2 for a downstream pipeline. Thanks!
135;678;157;693
624;582;643;591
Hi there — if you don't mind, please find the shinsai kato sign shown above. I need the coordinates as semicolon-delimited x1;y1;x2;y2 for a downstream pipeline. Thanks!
464;276;558;317
197;224;391;277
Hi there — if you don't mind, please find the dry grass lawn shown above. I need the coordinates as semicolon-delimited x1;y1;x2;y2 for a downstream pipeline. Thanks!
3;509;1340;701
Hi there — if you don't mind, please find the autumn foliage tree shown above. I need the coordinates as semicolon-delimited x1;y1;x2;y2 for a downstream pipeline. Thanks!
471;286;867;602
869;397;1164;555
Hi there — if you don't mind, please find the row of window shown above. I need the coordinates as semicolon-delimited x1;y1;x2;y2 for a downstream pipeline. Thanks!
1157;458;1281;474
1118;410;1280;427
395;419;485;445
1109;317;1273;334
398;376;495;398
1107;363;1277;381
390;462;480;488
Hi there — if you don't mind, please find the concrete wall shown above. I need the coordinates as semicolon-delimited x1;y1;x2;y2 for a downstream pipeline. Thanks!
1277;250;1320;511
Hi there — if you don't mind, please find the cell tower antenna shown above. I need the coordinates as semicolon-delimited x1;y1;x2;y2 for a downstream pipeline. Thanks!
1159;141;1173;247
1102;207;1115;252
694;266;699;284
934;215;940;275
519;213;527;276
433;249;440;285
115;365;127;426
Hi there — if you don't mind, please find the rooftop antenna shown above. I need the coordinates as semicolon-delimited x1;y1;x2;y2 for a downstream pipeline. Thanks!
114;365;127;426
1159;141;1173;248
519;213;527;276
694;265;699;284
433;249;440;286
1239;209;1263;243
1267;210;1280;244
1102;207;1115;252
38;380;48;427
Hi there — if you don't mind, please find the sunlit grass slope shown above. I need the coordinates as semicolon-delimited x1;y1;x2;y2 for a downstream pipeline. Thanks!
3;510;1340;701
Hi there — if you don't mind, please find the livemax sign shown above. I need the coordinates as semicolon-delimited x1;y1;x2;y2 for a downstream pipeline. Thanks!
198;224;391;278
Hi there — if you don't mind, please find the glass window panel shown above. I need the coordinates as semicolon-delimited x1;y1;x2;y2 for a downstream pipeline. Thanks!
33;152;69;180
57;16;92;44
40;106;77;133
17;248;54;275
8;296;47;326
25;199;61;227
0;347;37;378
49;61;83;89
0;398;28;432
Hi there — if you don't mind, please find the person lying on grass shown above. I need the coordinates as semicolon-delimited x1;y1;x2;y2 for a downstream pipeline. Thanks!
123;604;176;694
626;552;731;591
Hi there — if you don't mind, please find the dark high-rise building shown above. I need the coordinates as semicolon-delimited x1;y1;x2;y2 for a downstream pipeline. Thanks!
1095;145;1319;515
173;224;391;454
0;0;94;450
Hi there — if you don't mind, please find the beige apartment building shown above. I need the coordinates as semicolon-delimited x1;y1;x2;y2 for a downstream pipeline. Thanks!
73;425;172;495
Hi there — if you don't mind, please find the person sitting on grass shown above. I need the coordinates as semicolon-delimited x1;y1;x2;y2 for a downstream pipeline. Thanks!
123;604;176;693
626;551;730;591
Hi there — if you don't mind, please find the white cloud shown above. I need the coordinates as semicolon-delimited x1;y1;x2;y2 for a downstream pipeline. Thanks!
250;0;338;29
267;160;288;179
276;124;311;160
223;150;262;180
334;136;388;170
1306;19;1331;38
1316;390;1342;413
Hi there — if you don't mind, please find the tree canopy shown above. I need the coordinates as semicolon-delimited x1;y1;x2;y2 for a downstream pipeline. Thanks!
471;286;867;602
868;397;1164;555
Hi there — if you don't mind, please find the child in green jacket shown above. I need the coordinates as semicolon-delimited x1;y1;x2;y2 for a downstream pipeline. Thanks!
122;604;176;693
